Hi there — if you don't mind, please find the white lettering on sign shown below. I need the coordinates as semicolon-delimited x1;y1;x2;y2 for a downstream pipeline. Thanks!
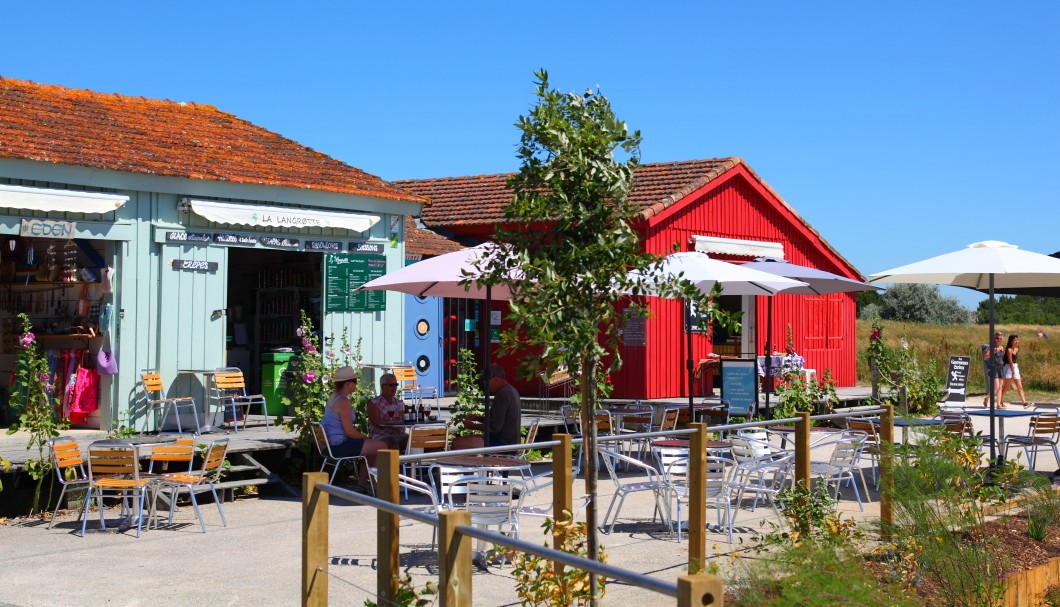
170;259;218;272
21;219;76;238
260;213;323;228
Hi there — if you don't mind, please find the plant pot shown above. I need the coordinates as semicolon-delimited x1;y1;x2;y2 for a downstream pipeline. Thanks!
451;434;484;451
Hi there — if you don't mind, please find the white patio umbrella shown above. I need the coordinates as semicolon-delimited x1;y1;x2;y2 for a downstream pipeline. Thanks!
630;251;808;418
869;240;1060;462
738;258;878;417
357;242;512;439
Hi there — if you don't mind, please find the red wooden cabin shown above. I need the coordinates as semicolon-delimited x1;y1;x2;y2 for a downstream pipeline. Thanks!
395;158;864;400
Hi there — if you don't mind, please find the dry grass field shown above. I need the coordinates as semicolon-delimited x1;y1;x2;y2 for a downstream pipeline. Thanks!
854;320;1060;400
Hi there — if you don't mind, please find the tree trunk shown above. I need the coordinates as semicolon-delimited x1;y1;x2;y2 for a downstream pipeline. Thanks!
578;355;601;606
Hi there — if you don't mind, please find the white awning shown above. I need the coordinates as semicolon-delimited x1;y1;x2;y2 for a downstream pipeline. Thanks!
691;235;785;259
184;198;380;232
0;184;128;214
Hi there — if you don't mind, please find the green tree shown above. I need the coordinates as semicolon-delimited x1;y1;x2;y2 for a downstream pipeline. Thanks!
880;283;971;324
478;70;723;597
979;294;1060;324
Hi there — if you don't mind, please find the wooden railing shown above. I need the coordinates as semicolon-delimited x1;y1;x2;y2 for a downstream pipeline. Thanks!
302;404;895;605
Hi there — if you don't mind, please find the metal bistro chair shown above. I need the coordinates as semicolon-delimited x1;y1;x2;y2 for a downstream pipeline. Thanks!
600;449;670;534
147;433;197;476
47;436;91;529
403;423;449;496
809;431;868;512
654;448;735;543
138;370;200;433
846;418;882;490
209;368;268;432
149;437;230;533
311;422;373;490
82;442;152;537
1005;413;1060;470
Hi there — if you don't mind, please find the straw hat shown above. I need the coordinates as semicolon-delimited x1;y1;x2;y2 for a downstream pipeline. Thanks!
333;366;359;383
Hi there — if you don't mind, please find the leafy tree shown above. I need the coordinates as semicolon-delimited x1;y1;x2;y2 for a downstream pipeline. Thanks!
978;294;1060;324
478;70;724;594
879;283;971;324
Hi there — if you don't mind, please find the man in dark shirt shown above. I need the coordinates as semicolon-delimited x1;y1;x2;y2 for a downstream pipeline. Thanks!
487;363;522;447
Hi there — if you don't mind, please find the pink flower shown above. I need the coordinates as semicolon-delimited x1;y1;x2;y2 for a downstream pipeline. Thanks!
38;372;50;383
18;333;35;348
306;345;317;355
301;337;310;348
302;370;316;383
870;328;881;341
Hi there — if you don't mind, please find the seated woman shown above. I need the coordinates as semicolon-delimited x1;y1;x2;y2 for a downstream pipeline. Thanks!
366;373;409;451
320;366;387;492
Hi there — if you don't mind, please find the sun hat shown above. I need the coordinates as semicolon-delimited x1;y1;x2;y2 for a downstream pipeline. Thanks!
333;365;359;383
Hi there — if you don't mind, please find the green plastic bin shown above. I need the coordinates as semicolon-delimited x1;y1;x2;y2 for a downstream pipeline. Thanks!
262;351;296;415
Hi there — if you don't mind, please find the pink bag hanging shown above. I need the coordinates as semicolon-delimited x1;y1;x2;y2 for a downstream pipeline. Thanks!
69;365;100;424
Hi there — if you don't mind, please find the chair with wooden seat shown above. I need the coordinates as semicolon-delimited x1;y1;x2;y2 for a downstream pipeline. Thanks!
147;433;197;476
403;423;449;494
47;436;91;529
139;370;200;433
82;441;152;537
148;437;230;533
209;368;268;432
392;363;440;418
1005;413;1060;470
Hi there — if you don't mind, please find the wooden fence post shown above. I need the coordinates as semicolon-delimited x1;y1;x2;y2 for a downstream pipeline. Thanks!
879;403;895;537
439;510;472;607
795;412;811;486
688;422;707;573
302;472;328;607
377;449;400;605
678;573;724;606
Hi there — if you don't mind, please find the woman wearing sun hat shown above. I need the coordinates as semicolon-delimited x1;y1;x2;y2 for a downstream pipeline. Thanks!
320;365;386;492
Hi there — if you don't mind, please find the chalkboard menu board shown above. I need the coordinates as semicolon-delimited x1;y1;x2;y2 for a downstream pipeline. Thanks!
623;311;647;346
324;253;387;312
721;359;758;415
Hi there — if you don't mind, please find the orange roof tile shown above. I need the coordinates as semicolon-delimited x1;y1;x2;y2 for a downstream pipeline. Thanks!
0;77;426;204
395;158;740;228
405;216;465;257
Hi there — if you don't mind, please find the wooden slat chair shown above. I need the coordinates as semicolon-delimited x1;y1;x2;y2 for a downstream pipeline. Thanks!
147;433;197;476
403;424;449;496
148;438;230;533
47;436;91;529
1005;413;1060;470
209;368;268;432
392;364;440;417
139;370;200;433
82;442;152;537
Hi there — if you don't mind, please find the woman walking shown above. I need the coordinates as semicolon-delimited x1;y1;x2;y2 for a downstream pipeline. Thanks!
1000;334;1029;406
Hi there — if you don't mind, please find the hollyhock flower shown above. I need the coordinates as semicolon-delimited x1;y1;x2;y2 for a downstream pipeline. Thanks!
18;332;35;348
303;370;316;383
306;345;317;355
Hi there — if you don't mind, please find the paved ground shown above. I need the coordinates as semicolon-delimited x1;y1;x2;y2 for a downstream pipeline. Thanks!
0;399;1054;606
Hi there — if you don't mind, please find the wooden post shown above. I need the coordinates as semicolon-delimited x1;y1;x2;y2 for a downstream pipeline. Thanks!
678;573;724;607
795;412;811;486
377;449;400;605
302;472;328;607
879;404;895;538
688;422;707;573
439;510;472;607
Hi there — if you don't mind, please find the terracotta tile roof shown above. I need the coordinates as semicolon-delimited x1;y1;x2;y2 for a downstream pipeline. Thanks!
0;77;425;204
405;216;465;257
395;158;740;228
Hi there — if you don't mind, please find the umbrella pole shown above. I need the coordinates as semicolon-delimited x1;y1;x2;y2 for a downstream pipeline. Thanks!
483;286;492;445
764;297;773;420
686;300;694;418
988;275;998;465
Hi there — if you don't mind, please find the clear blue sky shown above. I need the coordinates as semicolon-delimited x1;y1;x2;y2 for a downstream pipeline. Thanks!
4;2;1057;309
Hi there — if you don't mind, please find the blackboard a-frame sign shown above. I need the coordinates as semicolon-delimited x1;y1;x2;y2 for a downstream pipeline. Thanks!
721;359;759;417
945;355;971;402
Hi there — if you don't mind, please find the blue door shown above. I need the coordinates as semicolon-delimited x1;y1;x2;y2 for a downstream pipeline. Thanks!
404;293;444;394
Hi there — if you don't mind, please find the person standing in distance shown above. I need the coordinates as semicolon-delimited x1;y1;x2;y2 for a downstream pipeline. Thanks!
486;363;522;448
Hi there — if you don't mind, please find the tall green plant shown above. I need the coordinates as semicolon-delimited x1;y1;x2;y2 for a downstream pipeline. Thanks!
448;347;484;437
5;313;67;513
867;320;944;413
283;310;368;452
887;426;1032;606
477;70;730;594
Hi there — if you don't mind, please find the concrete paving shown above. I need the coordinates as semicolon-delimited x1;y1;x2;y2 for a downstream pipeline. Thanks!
0;400;1054;606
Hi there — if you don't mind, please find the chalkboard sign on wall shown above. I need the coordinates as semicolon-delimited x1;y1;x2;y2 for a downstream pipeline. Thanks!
324;253;387;312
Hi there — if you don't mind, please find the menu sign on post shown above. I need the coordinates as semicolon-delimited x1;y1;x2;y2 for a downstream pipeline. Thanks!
721;359;759;415
324;253;387;312
945;355;970;401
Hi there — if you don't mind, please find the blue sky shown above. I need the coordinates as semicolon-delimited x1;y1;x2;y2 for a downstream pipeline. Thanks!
4;2;1057;309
